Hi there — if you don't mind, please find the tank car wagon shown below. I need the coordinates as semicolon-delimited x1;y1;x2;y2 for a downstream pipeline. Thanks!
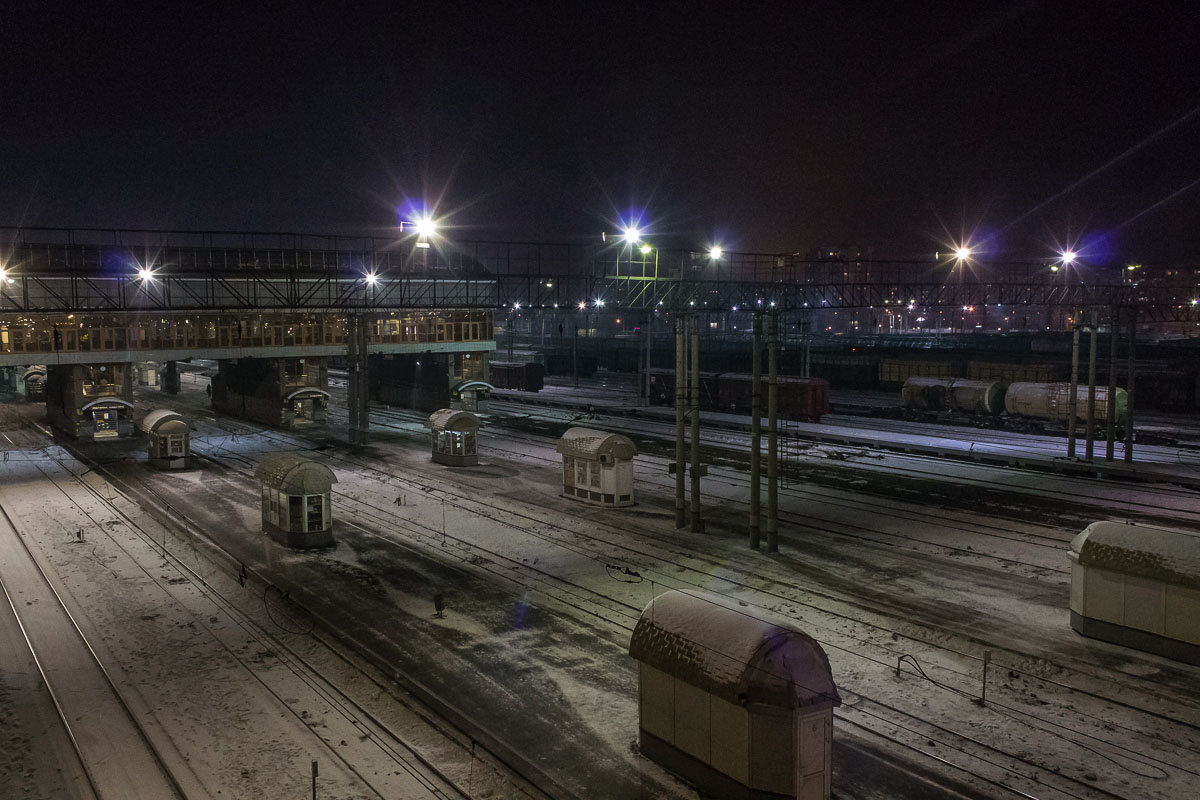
489;360;544;392
1004;382;1127;426
899;378;1126;434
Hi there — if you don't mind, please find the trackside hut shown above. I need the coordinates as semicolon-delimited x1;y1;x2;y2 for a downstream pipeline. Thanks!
1070;520;1200;665
555;426;636;507
629;589;840;800
427;408;479;466
254;453;337;548
139;408;192;469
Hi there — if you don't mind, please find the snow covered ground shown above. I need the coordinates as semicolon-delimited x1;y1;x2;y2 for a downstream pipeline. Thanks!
2;378;1199;800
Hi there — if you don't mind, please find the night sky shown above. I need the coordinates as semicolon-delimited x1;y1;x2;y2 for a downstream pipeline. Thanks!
3;2;1199;260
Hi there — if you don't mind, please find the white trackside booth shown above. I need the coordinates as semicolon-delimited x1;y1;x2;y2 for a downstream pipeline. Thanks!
140;409;192;469
1069;520;1200;665
555;427;636;507
254;453;337;548
427;408;480;466
630;589;841;800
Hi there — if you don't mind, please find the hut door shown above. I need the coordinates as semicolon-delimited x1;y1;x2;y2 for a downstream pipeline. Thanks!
294;398;313;421
794;710;831;800
93;408;118;439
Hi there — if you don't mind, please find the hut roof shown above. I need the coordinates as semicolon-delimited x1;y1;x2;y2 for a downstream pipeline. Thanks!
629;589;840;709
1071;520;1200;590
254;452;337;494
427;408;480;431
555;427;636;461
139;408;190;435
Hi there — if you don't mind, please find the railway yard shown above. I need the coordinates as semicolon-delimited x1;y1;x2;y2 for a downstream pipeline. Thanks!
2;365;1199;800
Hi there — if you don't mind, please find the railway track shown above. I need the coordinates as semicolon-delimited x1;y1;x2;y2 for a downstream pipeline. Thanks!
0;405;541;800
19;383;1193;799
178;410;1200;800
0;479;188;800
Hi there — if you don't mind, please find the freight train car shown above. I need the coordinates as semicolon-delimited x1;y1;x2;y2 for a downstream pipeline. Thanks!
900;377;1005;415
899;377;1127;433
490;360;544;392
648;370;830;421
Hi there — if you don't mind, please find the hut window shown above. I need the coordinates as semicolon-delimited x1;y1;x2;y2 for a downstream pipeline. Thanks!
576;460;587;486
563;457;573;484
306;496;324;532
590;464;601;488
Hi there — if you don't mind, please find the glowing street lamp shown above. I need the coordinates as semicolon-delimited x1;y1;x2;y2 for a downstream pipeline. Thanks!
709;246;723;260
954;246;972;261
639;244;652;255
364;272;379;285
622;225;641;244
137;266;155;282
1060;249;1077;265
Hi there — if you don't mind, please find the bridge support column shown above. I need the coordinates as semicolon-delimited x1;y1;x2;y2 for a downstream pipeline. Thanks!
372;353;451;412
163;360;181;395
45;363;134;439
212;357;328;430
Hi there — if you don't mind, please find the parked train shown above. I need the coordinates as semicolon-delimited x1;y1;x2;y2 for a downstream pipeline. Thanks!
900;377;1128;431
648;369;830;421
490;360;545;392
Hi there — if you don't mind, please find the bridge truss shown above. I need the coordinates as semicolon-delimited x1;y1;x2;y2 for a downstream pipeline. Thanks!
1;227;1196;324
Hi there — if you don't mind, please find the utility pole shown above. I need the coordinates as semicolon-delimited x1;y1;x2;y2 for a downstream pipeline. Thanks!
1067;322;1080;458
1085;316;1098;461
348;314;370;446
1125;311;1137;464
689;315;704;533
766;309;779;553
1105;307;1118;461
674;316;686;528
749;312;762;550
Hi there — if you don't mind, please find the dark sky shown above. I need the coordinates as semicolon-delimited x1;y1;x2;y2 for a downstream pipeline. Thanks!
3;2;1199;260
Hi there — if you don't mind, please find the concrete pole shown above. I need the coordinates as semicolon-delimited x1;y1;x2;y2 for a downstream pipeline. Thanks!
690;315;704;533
674;316;686;528
766;310;779;553
1067;325;1080;458
1125;313;1136;464
572;319;579;389
1106;308;1118;461
1085;321;1098;461
750;312;762;550
348;315;370;446
644;312;652;406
